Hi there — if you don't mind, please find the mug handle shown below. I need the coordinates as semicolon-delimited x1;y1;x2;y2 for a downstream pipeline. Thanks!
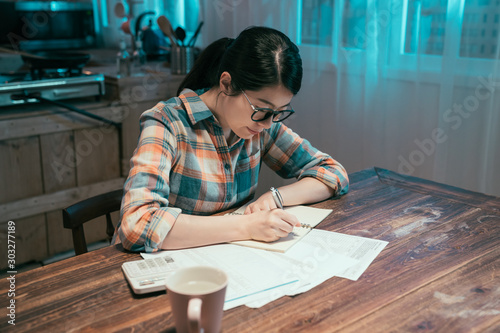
187;298;202;333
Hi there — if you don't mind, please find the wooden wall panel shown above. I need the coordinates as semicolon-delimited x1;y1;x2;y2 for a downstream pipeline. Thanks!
0;178;124;221
0;136;43;203
0;104;125;141
75;127;120;186
40;131;76;193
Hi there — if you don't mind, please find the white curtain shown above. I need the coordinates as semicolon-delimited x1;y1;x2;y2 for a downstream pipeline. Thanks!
331;0;500;196
198;0;500;197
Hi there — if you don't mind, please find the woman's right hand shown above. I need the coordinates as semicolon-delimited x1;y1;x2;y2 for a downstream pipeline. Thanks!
244;209;300;242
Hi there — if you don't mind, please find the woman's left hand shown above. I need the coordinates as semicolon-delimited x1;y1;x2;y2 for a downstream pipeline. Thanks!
244;191;279;214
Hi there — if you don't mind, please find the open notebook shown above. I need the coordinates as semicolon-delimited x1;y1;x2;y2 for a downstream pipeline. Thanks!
227;205;333;253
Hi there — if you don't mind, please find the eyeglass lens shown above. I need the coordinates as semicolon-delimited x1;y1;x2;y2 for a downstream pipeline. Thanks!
251;109;293;122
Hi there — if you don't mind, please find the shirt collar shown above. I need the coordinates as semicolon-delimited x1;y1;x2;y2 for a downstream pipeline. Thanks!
178;88;214;125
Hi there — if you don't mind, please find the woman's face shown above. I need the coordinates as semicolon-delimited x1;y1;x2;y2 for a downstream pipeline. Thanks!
222;84;294;140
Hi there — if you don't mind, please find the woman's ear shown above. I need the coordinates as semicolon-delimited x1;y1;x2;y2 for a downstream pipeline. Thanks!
219;71;233;95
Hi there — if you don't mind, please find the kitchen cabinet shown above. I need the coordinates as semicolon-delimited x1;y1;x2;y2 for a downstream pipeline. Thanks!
102;68;185;174
0;100;123;267
0;61;185;268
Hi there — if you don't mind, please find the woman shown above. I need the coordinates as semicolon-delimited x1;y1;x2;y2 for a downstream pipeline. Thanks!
113;26;349;252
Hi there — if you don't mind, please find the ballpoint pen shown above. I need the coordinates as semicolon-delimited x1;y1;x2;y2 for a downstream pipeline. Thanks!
270;187;312;229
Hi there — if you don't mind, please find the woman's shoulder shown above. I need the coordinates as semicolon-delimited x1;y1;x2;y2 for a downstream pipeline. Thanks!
141;97;190;125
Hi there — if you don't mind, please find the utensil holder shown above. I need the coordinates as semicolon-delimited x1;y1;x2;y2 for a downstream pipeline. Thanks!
170;46;194;75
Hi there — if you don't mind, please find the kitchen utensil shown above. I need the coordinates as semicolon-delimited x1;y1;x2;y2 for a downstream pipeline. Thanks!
120;19;133;35
157;15;177;46
141;19;161;56
120;18;136;49
113;2;128;18
187;21;204;47
114;2;135;49
135;11;155;40
175;27;186;46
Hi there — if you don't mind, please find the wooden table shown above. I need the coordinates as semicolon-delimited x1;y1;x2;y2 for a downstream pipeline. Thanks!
1;167;499;332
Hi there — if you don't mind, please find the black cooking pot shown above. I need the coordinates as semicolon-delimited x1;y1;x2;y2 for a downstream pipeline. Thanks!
21;51;91;70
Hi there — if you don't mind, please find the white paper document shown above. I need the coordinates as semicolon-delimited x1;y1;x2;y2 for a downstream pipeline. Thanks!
297;229;389;281
141;230;388;310
142;244;304;310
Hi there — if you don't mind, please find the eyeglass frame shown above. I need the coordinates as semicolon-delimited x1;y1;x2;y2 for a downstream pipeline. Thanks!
240;90;295;123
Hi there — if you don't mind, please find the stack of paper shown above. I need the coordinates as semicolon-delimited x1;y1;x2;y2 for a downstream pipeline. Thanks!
142;229;388;310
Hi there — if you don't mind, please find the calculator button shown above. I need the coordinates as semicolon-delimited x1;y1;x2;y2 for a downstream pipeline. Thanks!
164;256;174;263
155;257;166;267
145;259;158;270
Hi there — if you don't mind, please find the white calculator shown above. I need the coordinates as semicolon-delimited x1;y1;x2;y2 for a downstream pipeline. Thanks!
122;256;179;294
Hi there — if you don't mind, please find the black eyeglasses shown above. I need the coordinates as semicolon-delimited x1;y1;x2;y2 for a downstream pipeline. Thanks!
241;91;294;122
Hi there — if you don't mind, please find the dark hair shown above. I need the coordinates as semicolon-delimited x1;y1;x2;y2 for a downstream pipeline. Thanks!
177;26;302;96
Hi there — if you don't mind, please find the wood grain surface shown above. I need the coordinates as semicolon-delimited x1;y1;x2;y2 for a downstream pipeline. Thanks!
1;167;499;332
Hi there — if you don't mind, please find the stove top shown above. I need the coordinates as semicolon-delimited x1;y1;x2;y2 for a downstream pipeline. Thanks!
0;71;105;107
1;66;86;82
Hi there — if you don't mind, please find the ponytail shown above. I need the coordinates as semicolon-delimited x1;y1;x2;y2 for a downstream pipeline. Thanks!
176;26;302;96
177;38;233;95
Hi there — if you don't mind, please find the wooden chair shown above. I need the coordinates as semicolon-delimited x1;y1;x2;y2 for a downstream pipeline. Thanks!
62;189;123;255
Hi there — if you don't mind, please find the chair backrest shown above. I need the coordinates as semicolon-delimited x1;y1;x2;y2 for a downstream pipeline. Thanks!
62;189;123;255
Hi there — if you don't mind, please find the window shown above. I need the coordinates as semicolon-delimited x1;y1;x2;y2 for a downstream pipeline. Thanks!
402;0;500;59
300;0;334;46
460;0;500;58
298;0;498;74
404;0;448;55
341;0;367;49
300;0;367;49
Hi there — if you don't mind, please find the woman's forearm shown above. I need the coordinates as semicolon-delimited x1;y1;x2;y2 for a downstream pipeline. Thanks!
277;177;334;206
160;205;301;250
160;214;249;249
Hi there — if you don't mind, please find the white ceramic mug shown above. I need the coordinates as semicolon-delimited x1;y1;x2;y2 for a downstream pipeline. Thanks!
165;266;228;333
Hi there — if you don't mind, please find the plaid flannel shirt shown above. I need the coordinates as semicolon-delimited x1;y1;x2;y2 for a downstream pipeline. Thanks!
113;89;349;252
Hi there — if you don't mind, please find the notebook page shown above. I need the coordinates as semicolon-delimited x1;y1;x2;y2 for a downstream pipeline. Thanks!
228;205;333;253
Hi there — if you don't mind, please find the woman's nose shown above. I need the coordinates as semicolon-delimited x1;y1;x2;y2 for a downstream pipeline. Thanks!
259;116;273;129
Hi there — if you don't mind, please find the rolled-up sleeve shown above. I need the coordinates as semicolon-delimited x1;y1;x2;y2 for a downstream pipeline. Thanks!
114;107;182;252
262;122;349;197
